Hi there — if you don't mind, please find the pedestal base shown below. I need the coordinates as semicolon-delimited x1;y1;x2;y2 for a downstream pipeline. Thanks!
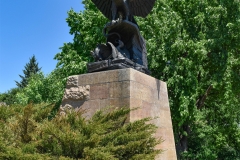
61;68;177;160
87;58;150;75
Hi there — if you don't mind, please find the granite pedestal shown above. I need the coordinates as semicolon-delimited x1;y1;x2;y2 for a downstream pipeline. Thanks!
61;68;177;160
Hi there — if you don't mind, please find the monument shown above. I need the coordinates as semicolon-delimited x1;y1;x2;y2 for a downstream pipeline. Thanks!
87;0;156;74
61;0;177;159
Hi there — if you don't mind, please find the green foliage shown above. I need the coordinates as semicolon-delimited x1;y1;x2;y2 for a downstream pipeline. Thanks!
15;71;64;105
137;0;240;158
160;1;240;158
54;0;107;80
182;110;240;160
0;88;21;105
0;104;162;159
40;108;161;159
15;55;41;88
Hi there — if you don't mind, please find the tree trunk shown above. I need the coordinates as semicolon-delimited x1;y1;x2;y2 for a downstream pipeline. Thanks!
176;124;190;159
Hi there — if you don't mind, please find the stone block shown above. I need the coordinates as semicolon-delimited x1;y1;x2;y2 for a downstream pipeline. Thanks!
61;68;177;160
108;70;120;82
109;82;123;98
90;83;109;100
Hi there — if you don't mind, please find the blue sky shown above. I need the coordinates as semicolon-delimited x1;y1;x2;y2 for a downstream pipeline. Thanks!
0;0;84;93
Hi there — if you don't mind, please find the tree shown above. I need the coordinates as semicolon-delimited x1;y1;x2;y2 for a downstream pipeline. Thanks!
146;1;240;158
54;0;240;159
15;55;41;88
0;88;21;105
54;0;107;80
15;71;65;105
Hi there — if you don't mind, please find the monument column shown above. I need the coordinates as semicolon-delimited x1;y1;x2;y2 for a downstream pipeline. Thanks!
61;68;177;160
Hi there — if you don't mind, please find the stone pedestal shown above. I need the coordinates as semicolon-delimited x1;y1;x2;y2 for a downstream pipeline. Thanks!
61;68;177;160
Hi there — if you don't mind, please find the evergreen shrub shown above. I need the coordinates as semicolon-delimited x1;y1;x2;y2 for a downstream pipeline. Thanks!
0;104;162;159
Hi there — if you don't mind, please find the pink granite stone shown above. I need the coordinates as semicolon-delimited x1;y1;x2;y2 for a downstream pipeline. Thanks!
61;68;177;160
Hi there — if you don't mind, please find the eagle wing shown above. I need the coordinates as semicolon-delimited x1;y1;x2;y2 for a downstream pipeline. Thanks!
91;0;156;19
130;0;156;18
91;0;112;20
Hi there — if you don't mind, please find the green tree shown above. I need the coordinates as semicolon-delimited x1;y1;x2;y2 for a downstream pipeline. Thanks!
15;55;41;88
0;88;21;105
143;1;240;158
16;71;64;105
54;0;107;81
54;0;240;159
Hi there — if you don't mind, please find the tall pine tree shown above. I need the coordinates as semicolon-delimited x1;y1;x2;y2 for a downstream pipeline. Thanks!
15;55;41;88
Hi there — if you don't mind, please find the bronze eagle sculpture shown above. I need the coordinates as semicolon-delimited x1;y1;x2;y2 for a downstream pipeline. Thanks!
88;0;155;74
91;0;156;21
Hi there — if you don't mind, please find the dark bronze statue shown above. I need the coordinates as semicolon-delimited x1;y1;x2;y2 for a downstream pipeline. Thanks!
91;0;156;21
87;0;156;74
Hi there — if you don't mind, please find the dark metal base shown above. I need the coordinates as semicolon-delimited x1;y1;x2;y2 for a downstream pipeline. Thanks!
87;58;150;75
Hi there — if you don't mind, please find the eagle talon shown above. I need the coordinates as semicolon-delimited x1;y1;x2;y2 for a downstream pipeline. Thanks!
111;20;116;25
111;18;121;25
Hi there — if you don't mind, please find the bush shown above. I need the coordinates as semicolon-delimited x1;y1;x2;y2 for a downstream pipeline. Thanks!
0;103;162;159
